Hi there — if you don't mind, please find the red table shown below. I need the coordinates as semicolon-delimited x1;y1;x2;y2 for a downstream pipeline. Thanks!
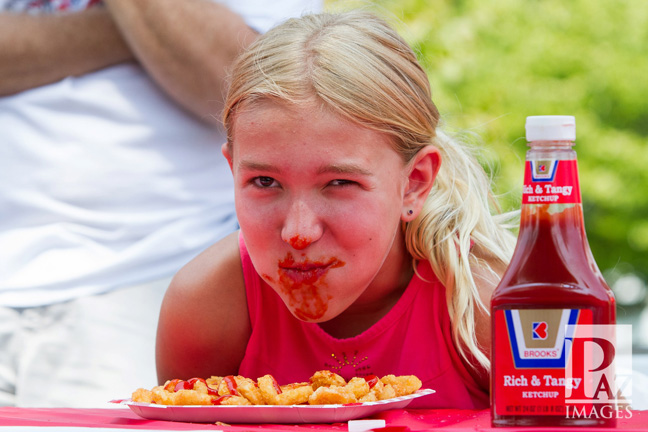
0;407;645;431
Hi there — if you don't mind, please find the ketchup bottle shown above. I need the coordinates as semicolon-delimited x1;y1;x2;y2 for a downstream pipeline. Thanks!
491;116;617;427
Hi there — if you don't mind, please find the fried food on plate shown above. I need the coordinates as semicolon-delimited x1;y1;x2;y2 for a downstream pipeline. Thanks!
131;370;422;406
309;370;346;390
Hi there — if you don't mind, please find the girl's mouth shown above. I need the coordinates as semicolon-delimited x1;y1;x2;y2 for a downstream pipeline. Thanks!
268;252;346;321
278;253;344;285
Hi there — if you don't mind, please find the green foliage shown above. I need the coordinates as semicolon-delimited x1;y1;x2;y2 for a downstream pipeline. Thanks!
327;0;648;281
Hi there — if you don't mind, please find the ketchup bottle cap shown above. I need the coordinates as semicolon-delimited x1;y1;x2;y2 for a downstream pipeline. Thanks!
525;115;576;142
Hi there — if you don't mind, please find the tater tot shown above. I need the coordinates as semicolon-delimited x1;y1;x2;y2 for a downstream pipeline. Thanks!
217;375;241;396
258;374;313;405
380;374;422;397
345;377;370;399
173;389;215;405
358;391;378;403
308;385;356;405
206;376;222;389
258;374;282;405
131;388;154;403
309;370;346;390
213;394;253;405
275;384;313;405
373;381;397;400
236;376;265;405
280;382;310;392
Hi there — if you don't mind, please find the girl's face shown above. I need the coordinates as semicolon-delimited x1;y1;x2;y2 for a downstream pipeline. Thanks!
224;101;435;323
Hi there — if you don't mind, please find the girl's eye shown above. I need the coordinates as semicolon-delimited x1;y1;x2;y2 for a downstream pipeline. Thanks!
329;179;356;187
253;176;278;188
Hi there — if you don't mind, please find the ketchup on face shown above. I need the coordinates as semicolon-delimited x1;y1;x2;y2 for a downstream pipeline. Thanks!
491;117;616;428
268;252;344;321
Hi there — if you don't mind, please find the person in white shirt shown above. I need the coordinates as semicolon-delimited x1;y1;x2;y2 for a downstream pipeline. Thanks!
0;0;322;407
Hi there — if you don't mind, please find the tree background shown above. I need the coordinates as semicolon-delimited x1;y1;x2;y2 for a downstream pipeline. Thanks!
327;0;648;347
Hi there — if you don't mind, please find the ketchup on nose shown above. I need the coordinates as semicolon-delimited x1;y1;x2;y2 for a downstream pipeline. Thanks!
288;235;311;250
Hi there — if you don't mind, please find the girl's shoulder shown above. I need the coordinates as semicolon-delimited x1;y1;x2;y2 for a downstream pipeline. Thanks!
156;230;251;382
171;230;245;296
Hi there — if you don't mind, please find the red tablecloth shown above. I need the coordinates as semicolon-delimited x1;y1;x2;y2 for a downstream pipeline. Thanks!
0;407;646;431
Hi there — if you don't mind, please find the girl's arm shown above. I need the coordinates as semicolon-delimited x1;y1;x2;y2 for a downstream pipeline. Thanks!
155;231;251;383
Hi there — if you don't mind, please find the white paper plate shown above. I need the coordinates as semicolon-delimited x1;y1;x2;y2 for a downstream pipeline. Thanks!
115;388;435;424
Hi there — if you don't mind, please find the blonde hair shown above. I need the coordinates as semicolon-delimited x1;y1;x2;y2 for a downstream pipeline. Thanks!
223;11;516;372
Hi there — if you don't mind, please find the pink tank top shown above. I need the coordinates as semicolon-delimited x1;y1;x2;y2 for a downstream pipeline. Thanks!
238;234;489;409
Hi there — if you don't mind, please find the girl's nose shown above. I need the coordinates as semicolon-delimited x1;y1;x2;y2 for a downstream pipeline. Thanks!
281;199;323;250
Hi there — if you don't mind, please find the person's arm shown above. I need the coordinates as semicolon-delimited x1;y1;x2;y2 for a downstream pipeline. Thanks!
156;231;252;383
0;8;132;96
104;0;258;124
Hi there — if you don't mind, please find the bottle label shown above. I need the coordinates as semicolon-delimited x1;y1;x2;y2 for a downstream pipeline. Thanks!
522;159;581;204
493;308;596;416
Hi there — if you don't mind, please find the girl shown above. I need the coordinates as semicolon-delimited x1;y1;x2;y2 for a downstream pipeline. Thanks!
155;11;516;409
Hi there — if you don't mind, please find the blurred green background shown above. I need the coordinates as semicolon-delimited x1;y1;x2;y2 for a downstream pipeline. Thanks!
326;0;648;348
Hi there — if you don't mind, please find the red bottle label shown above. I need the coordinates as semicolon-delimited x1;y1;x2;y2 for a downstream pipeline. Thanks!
493;308;593;416
522;159;581;204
